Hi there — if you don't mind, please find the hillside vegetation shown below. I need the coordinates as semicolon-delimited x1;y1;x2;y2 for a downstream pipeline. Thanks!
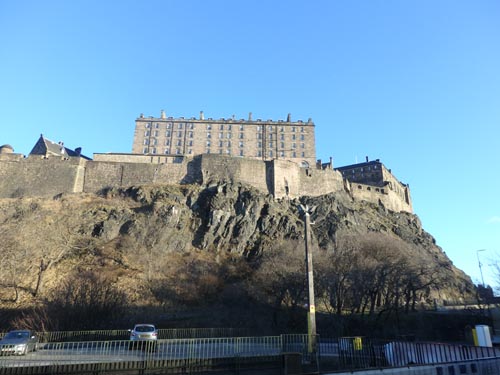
0;182;476;337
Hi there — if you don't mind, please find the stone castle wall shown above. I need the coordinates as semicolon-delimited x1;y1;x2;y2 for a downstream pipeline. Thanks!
0;157;86;198
0;154;412;213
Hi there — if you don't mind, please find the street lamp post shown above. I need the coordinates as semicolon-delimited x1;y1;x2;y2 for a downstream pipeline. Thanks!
299;204;317;355
476;249;486;287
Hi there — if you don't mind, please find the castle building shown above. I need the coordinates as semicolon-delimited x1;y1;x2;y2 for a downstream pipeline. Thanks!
132;111;316;168
335;158;412;210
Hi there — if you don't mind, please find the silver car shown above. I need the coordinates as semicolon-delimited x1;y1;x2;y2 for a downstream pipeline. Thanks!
0;330;38;355
128;324;158;350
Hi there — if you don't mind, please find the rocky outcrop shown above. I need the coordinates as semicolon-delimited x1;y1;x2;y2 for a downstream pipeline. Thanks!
0;182;474;310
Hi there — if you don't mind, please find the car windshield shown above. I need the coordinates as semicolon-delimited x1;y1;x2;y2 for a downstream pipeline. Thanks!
4;331;29;339
135;325;155;332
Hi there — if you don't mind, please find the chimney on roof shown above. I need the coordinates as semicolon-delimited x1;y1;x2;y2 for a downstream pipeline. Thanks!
366;156;369;162
75;147;82;156
287;113;291;122
200;111;204;120
248;112;252;121
160;110;166;119
140;113;144;118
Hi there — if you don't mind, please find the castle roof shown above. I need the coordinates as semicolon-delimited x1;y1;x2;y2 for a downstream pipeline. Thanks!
29;135;91;160
335;159;383;171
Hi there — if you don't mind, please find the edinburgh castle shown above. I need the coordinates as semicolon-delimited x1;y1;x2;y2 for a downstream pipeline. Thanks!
0;111;412;213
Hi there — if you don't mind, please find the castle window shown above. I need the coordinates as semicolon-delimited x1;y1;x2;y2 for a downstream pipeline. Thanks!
165;140;170;146
239;133;244;139
219;141;223;147
145;130;150;136
189;132;193;138
219;149;223;154
269;133;273;139
280;126;284;132
206;148;211;154
269;142;273;148
220;124;224;130
257;150;262;157
219;133;223;139
300;134;304;140
151;148;157;154
258;133;262;139
207;124;212;130
367;187;371;191
292;143;296;149
144;139;150;145
226;149;230;154
358;185;362;189
167;123;172;129
292;126;296;132
227;124;232;130
240;125;244;131
178;123;183;129
207;132;211;138
381;189;385;193
280;151;285;157
269;150;273;157
227;141;231;147
188;149;192;154
257;126;262;131
239;150;244;156
375;188;380;192
301;127;304;132
206;141;211;147
258;141;262;148
177;131;182;137
154;130;159;137
188;140;193;146
164;148;170;154
166;130;171;137
292;134;296;140
227;133;232;139
280;142;284;148
143;147;148;153
176;140;182;146
188;123;194;129
280;134;284;140
145;122;151;128
292;151;296;158
269;126;273;131
239;141;244;148
155;123;159;128
301;152;305;157
301;143;305;148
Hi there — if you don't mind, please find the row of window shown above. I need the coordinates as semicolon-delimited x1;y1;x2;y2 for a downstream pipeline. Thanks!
142;147;306;158
145;137;306;150
143;122;308;133
145;130;307;142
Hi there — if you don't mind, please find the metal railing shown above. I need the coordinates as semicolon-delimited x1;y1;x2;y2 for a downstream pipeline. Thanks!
0;334;316;375
1;333;500;374
0;327;248;343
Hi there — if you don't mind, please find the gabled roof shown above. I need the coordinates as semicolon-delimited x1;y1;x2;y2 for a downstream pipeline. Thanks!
29;135;91;160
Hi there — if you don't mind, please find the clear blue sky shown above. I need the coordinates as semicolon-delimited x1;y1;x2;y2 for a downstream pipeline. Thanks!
1;1;499;288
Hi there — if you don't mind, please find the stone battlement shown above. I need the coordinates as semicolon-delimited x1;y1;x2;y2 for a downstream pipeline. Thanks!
0;152;412;213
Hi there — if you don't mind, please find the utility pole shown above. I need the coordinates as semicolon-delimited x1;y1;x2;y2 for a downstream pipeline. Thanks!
300;204;317;354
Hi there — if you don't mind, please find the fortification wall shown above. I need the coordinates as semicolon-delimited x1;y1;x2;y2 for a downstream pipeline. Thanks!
0;157;85;198
350;182;412;213
83;160;193;193
298;167;345;198
200;155;268;192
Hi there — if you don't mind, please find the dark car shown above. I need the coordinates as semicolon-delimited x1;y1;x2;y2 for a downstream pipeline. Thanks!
0;330;38;355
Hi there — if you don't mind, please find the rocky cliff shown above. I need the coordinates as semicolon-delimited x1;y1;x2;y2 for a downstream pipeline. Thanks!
0;181;475;331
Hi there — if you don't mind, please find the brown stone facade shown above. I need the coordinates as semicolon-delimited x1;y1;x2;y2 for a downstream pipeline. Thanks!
132;111;316;168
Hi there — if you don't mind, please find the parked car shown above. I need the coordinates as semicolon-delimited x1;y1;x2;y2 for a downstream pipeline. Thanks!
0;330;38;355
128;324;158;350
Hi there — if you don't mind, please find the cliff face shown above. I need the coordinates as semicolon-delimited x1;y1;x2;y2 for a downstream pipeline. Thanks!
0;182;474;315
